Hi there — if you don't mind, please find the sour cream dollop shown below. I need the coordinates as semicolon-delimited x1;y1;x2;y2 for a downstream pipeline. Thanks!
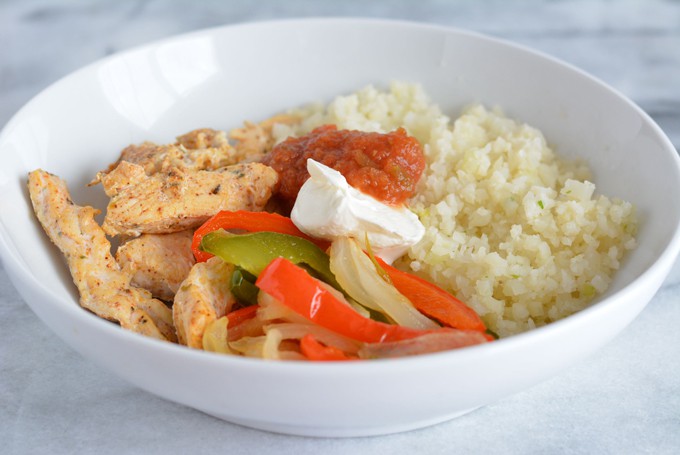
291;159;425;263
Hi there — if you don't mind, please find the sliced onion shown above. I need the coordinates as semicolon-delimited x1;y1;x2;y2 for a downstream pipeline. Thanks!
329;237;439;330
227;316;265;342
358;331;488;359
202;316;232;354
228;335;267;357
264;322;362;354
318;279;371;319
261;328;283;360
228;329;283;359
257;292;310;324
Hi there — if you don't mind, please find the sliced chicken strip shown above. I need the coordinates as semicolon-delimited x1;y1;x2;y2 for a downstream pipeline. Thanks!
173;257;236;348
101;161;279;237
27;169;176;341
116;230;196;301
91;128;240;185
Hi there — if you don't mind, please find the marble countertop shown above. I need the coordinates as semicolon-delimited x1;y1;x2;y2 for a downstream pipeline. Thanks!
1;1;679;453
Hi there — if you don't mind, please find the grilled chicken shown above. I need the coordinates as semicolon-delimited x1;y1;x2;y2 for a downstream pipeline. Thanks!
27;169;176;341
173;257;236;348
91;128;240;185
176;128;230;150
229;113;300;160
116;230;195;301
101;161;279;237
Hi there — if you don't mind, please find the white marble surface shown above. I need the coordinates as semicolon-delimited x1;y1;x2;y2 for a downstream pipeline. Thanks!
1;0;679;453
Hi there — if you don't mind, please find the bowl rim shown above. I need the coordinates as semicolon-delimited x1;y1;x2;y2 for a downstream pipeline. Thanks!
1;17;680;374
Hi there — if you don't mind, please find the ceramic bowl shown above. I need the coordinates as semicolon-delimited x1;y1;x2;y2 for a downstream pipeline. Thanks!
1;19;679;437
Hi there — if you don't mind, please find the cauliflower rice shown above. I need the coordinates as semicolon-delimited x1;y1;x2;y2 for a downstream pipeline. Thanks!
274;82;637;337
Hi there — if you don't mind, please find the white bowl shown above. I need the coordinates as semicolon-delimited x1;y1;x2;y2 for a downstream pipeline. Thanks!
1;18;679;437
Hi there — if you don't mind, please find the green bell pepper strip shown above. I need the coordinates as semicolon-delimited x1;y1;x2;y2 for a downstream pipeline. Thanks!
200;230;341;289
230;268;260;306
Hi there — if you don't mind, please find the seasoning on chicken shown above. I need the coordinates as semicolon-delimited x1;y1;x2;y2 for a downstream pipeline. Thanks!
90;128;241;185
173;257;236;348
116;230;196;302
27;169;176;341
100;161;279;237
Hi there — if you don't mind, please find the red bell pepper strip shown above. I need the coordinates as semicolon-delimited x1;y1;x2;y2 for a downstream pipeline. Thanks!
256;257;449;343
192;210;329;262
374;257;486;332
300;334;354;361
226;305;259;329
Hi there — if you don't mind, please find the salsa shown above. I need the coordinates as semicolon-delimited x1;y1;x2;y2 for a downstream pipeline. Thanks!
262;125;425;206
